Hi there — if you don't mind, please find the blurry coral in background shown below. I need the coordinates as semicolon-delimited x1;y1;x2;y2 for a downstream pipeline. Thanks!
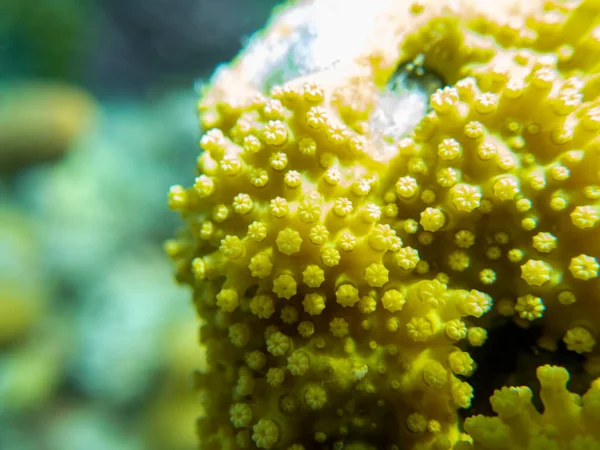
0;0;280;449
0;82;97;171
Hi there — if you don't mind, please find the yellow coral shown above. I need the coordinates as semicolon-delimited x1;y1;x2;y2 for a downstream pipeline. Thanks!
167;0;600;448
466;366;600;449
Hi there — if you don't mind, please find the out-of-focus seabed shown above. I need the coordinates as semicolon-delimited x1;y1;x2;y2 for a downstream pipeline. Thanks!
0;0;282;447
0;82;202;450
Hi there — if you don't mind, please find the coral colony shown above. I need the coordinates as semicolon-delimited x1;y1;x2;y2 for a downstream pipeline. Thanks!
166;0;600;448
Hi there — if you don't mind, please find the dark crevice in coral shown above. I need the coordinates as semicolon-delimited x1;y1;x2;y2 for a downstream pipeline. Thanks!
461;318;588;420
387;58;447;107
462;319;542;417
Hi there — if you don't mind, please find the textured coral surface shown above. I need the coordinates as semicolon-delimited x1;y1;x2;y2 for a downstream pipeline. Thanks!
167;0;600;448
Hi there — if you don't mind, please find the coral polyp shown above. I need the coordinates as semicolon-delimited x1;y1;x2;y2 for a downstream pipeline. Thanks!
167;0;600;448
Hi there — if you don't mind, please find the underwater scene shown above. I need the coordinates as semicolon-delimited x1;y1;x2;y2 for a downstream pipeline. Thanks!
3;0;600;449
0;0;279;449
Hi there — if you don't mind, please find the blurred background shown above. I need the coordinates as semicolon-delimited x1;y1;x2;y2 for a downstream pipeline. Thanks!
0;0;281;448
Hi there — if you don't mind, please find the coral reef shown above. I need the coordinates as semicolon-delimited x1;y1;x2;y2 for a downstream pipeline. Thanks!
167;0;600;448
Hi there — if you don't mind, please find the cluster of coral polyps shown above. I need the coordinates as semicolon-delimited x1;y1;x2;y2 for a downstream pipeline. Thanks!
166;0;600;448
